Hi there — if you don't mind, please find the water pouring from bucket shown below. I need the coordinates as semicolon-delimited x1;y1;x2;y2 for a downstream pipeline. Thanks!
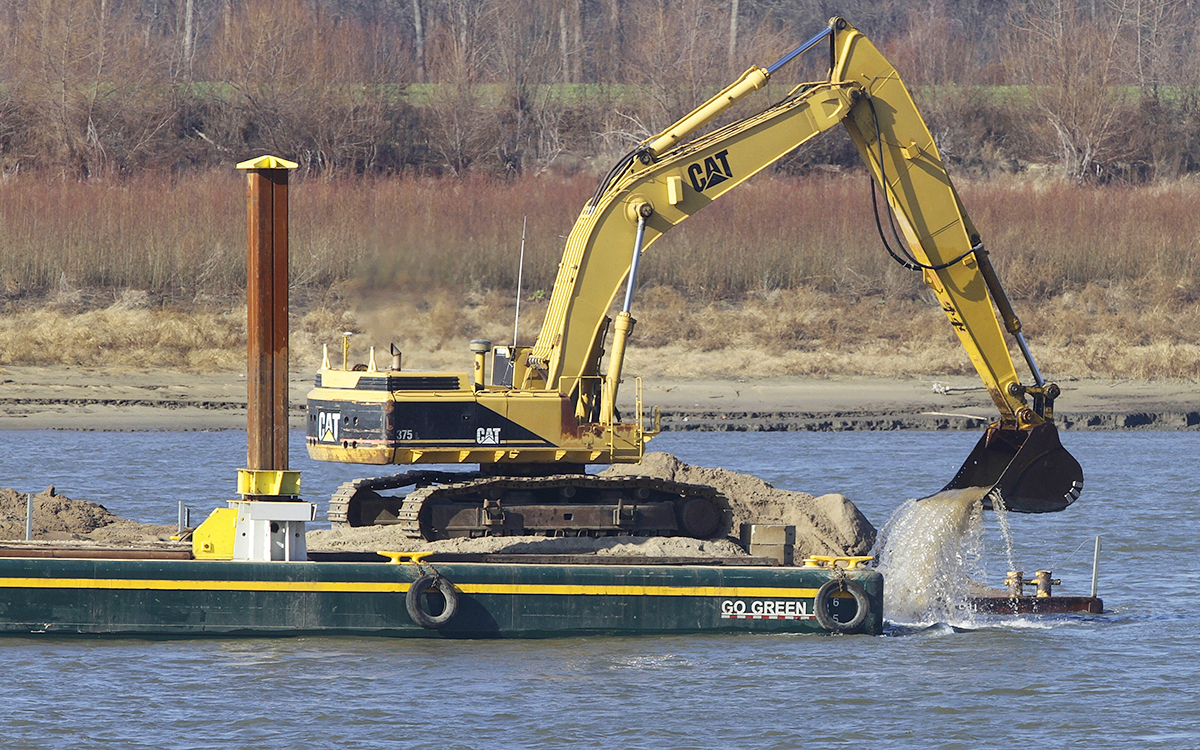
873;487;990;624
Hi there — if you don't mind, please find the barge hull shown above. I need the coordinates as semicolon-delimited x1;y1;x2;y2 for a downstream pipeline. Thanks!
0;558;883;638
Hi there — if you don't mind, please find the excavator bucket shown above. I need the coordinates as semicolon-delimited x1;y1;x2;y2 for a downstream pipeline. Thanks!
942;423;1083;513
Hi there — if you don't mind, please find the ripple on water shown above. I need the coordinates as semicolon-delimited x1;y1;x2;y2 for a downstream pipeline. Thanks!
3;431;1200;748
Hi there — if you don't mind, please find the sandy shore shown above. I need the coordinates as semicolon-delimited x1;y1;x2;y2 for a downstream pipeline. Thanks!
0;365;1195;431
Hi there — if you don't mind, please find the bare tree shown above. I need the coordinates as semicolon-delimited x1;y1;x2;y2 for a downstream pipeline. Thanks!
1124;0;1186;92
412;0;426;82
557;0;582;84
206;0;403;175
624;0;732;130
728;0;739;69
12;0;178;177
183;0;195;75
886;0;981;87
1007;0;1138;181
1119;0;1196;179
599;0;624;82
418;0;504;173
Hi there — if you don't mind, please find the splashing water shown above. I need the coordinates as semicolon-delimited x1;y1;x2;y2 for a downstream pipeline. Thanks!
872;486;996;625
991;492;1018;573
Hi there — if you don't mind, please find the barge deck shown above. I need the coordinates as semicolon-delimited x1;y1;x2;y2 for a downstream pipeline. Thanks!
0;553;883;637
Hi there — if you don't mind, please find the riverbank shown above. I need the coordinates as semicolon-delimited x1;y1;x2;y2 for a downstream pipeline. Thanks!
0;365;1193;432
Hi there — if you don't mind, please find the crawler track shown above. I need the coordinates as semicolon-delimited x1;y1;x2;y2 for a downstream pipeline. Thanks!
328;472;731;541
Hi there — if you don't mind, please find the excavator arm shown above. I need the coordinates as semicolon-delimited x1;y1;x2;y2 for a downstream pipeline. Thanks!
527;18;1082;512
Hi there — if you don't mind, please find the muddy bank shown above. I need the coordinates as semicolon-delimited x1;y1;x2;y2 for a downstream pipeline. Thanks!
644;378;1200;432
1;367;1194;432
658;407;1200;432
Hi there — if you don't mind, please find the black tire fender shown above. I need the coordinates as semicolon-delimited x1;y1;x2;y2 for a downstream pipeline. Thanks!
406;574;459;629
814;577;870;634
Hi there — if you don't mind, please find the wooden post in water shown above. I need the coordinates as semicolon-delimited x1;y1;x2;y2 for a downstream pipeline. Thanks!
237;155;297;474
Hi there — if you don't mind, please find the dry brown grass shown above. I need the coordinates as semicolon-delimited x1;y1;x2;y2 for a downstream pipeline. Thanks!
1021;278;1200;380
1;172;1198;381
2;283;1197;381
625;281;1200;381
0;303;244;370
0;301;355;373
3;172;1198;303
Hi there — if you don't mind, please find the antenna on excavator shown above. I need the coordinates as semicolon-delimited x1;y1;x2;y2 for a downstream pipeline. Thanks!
513;215;527;347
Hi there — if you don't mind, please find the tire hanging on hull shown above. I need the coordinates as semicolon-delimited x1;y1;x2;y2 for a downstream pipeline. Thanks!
813;578;870;634
406;575;459;629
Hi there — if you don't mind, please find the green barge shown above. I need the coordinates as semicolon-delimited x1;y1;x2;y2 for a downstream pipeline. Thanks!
0;157;884;639
0;553;882;637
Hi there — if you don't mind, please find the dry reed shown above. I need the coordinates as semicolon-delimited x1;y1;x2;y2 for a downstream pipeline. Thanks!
3;172;1196;303
3;280;1195;381
1;172;1197;380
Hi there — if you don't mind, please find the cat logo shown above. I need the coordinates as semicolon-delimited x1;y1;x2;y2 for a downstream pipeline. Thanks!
476;426;501;445
686;149;733;193
318;411;340;442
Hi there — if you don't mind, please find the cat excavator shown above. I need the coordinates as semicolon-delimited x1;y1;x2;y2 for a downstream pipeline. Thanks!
305;17;1083;539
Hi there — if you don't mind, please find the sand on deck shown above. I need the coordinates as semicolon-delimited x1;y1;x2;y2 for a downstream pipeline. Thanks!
3;454;877;562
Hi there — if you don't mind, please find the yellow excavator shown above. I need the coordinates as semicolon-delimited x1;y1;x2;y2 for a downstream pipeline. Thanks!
306;17;1083;539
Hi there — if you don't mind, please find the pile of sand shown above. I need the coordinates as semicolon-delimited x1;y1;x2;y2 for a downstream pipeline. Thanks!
306;524;749;558
601;453;876;558
4;453;877;561
308;453;876;562
0;487;178;545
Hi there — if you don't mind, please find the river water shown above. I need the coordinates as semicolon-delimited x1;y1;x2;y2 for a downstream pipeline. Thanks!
1;429;1197;748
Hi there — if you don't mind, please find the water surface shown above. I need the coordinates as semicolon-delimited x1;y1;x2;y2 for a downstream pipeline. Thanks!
1;430;1197;748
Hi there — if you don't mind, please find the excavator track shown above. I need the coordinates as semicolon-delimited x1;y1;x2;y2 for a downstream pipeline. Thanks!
328;472;732;541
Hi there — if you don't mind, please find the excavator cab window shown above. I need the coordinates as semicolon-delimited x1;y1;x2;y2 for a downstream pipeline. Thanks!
491;346;515;387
